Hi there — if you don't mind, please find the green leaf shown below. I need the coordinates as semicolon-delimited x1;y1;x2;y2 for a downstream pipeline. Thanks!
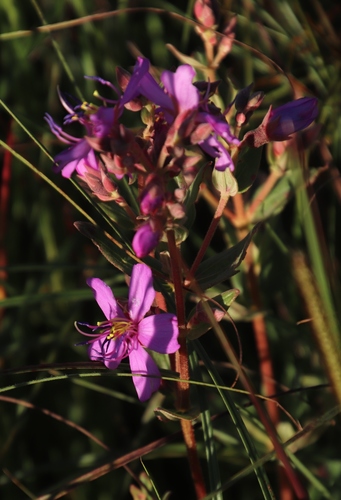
195;224;260;289
250;168;318;223
213;288;240;308
235;145;263;193
74;221;137;274
183;163;205;230
74;221;164;278
154;406;200;422
187;289;239;340
166;43;210;71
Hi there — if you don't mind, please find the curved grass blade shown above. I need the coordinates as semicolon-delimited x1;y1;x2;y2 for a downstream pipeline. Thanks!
194;340;275;500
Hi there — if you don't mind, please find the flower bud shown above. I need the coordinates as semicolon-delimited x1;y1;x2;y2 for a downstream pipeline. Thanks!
213;16;237;65
241;97;318;148
140;175;165;215
194;0;217;28
132;221;162;258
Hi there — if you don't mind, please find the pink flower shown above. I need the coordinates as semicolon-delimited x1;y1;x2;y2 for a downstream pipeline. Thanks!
76;264;179;401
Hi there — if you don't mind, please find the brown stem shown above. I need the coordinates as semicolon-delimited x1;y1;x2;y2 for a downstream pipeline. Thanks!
247;255;279;424
200;302;307;499
181;419;207;499
233;192;294;500
167;230;189;411
233;191;279;409
166;230;186;329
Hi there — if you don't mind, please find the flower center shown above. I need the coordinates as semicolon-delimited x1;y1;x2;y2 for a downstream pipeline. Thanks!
100;318;132;341
75;317;138;362
80;101;99;116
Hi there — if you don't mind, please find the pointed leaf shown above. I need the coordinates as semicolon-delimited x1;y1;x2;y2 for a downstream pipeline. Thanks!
166;44;209;71
235;145;263;193
187;289;239;339
195;224;260;289
74;221;136;274
250;168;318;223
183;162;205;230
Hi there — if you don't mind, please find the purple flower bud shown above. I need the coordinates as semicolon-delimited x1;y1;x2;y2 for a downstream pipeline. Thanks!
266;97;318;141
140;176;165;215
132;222;162;258
241;97;318;148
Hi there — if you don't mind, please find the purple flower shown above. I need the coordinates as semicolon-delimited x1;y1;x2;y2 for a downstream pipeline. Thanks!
126;58;199;122
266;97;318;141
121;57;172;114
160;65;200;118
77;264;179;401
199;134;235;171
45;92;115;178
119;58;239;171
139;175;165;215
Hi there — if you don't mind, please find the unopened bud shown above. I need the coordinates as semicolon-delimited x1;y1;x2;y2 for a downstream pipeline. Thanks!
132;221;162;258
213;16;237;65
194;0;216;28
140;175;165;215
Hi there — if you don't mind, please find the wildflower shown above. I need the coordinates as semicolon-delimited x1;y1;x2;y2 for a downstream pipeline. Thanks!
136;60;240;170
45;91;115;178
242;97;318;148
77;264;180;401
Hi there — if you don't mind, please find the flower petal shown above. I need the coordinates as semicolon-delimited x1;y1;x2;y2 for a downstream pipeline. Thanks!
88;337;124;370
89;107;114;137
119;57;150;107
74;149;99;177
129;343;161;401
128;264;155;322
54;139;92;178
87;277;124;320
199;112;240;146
138;314;180;353
199;135;234;171
161;65;199;114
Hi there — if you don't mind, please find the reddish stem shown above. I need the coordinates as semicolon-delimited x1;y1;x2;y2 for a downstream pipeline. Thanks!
233;193;295;500
0;123;12;318
166;229;206;498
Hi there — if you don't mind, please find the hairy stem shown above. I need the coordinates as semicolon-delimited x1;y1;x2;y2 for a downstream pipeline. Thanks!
167;230;206;498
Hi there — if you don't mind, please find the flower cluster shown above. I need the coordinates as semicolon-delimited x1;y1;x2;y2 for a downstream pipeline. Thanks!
46;54;318;402
46;59;318;259
46;57;242;257
76;264;180;401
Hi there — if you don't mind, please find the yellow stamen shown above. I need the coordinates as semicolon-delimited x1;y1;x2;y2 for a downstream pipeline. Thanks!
96;319;132;340
80;101;99;115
